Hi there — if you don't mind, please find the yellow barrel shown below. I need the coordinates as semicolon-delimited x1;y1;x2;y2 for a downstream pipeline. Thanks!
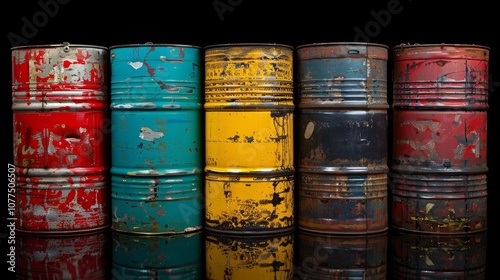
204;43;295;233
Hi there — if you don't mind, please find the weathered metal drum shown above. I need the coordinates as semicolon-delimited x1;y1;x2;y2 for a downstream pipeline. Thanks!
110;43;203;234
205;231;294;279
11;43;110;233
391;44;489;234
204;43;295;233
295;229;388;279
204;173;294;233
112;230;202;279
296;42;389;234
16;229;111;279
391;229;487;279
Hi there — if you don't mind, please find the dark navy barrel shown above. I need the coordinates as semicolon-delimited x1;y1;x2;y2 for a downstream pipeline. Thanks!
296;42;389;234
110;43;203;234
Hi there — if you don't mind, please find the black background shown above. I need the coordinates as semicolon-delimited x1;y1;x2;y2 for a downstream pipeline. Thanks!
2;0;498;278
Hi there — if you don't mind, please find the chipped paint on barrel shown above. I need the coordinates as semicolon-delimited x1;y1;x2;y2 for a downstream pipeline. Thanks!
110;43;203;234
11;43;110;233
390;173;487;233
295;229;387;279
205;173;294;233
17;229;111;279
204;43;295;234
391;229;487;279
296;42;389;234
204;43;294;173
205;231;294;279
390;44;489;234
112;230;202;279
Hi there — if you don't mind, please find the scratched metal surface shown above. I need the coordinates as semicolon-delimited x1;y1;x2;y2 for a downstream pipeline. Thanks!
109;43;203;234
11;43;110;233
295;43;389;234
390;44;489;234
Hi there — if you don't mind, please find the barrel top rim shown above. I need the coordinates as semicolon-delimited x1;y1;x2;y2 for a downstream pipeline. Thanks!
393;43;490;50
11;43;107;51
109;43;202;49
296;42;389;49
204;43;294;50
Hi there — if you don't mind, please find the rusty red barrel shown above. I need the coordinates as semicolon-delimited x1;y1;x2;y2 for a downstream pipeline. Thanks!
391;229;487;279
11;43;110;233
391;44;489;234
296;42;389;234
16;229;111;279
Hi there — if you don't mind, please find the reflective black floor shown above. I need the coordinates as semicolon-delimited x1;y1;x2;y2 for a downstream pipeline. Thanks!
11;227;489;279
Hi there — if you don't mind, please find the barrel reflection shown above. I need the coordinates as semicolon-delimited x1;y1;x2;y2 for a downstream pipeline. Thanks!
16;229;111;279
391;230;487;279
112;230;203;279
295;230;387;279
205;230;294;279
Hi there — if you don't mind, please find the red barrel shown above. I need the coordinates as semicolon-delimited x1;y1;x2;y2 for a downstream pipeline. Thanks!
11;42;110;233
390;43;489;234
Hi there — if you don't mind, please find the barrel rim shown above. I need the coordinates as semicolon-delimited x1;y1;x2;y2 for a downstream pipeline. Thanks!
11;42;108;51
392;42;490;51
109;42;202;50
204;42;294;50
296;42;389;50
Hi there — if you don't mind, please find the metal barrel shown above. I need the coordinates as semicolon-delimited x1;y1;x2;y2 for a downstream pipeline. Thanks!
16;230;111;279
296;42;389;234
390;43;489;234
11;42;110;233
111;230;202;279
109;43;203;234
295;230;388;279
391;229;487;279
205;231;294;279
204;43;295;234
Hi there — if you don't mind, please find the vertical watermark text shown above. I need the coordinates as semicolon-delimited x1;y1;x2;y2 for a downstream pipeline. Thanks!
6;164;16;273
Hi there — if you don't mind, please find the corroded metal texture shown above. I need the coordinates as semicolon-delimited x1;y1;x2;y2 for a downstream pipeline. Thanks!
204;43;295;234
112;230;202;279
11;43;110;233
296;42;389;234
16;229;111;279
295;229;387;279
391;229;487;279
204;43;294;173
390;173;487;233
205;231;294;279
205;173;294;233
109;43;203;234
297;173;387;234
390;44;489;234
392;43;489;174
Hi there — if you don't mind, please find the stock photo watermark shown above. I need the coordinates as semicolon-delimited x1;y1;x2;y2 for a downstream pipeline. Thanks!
353;0;410;42
7;0;71;47
6;164;16;273
213;0;244;22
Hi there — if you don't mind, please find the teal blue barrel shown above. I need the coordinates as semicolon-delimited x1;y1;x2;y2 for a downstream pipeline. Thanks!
110;43;203;234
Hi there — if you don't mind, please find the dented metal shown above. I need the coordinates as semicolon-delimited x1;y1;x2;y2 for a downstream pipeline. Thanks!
204;43;295;233
296;42;389;234
109;43;203;234
390;44;489;234
11;43;110;233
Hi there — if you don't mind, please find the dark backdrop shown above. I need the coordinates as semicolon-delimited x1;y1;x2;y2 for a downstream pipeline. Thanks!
2;0;497;278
